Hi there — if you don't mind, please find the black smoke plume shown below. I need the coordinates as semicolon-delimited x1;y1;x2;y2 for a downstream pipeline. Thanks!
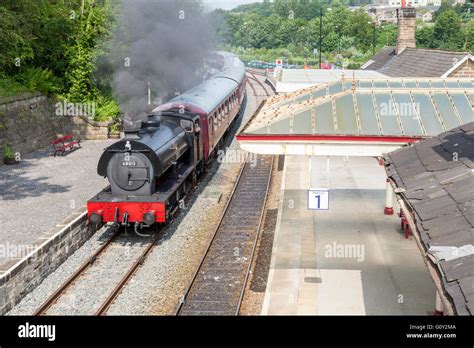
109;0;216;129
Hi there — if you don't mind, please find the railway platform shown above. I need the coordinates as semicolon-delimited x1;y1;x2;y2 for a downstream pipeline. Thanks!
261;155;436;315
0;140;114;269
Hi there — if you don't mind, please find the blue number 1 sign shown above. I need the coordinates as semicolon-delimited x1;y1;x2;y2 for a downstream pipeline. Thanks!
308;188;329;210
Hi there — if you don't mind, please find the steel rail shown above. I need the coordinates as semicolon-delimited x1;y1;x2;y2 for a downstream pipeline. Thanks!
174;157;274;315
247;71;271;97
96;226;167;315
34;227;121;316
246;76;258;96
174;161;247;315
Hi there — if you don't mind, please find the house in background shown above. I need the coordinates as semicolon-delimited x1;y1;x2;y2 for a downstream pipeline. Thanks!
372;0;442;7
416;10;433;22
362;7;474;78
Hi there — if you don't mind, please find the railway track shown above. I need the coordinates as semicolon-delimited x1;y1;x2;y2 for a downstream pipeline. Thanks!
34;226;166;316
246;68;267;76
246;70;271;97
175;155;274;315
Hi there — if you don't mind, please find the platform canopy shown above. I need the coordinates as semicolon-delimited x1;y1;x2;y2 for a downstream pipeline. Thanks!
274;68;388;93
237;78;474;157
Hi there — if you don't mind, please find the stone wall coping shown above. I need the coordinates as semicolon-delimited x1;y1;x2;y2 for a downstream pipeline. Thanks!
0;92;44;105
73;114;112;127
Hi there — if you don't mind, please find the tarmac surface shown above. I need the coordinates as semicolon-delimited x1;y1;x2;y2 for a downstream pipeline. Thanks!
0;140;114;267
262;155;436;315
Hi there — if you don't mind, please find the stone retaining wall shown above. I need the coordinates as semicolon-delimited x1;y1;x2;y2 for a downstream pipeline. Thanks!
0;209;91;315
64;115;110;141
0;93;111;164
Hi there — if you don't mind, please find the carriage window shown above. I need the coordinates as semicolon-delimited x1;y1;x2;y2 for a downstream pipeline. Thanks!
213;113;218;131
209;116;214;136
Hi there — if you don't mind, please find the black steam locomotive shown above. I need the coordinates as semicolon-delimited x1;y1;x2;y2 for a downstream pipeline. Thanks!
87;52;246;229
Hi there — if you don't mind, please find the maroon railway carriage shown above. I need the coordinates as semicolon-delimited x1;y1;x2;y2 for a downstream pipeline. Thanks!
87;52;247;229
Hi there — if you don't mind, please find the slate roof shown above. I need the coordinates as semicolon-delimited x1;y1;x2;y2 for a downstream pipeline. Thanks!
385;122;474;315
362;47;471;78
362;46;396;71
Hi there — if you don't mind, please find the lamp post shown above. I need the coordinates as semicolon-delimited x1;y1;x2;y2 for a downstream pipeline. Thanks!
319;7;332;69
368;21;376;56
319;8;322;69
381;25;388;46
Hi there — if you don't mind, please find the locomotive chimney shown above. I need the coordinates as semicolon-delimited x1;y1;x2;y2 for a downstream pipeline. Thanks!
124;130;140;139
123;112;143;139
396;7;416;55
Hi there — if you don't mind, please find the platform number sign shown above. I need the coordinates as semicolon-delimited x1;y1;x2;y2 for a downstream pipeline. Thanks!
308;188;329;210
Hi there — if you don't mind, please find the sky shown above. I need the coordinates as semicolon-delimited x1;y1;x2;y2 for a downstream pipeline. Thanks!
203;0;263;11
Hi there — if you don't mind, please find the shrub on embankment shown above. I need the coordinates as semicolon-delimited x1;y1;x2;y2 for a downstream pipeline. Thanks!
0;0;121;126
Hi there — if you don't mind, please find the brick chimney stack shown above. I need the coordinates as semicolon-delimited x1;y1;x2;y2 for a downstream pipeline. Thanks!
396;7;416;55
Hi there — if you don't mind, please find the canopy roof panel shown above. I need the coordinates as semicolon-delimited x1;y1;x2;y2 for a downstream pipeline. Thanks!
264;78;474;113
242;78;474;139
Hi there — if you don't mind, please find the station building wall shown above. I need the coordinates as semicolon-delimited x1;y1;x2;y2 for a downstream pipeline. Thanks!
449;59;474;78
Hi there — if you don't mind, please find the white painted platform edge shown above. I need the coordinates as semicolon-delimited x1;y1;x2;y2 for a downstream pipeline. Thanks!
261;155;288;315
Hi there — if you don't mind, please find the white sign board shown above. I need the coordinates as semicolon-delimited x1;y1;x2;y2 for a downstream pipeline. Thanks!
308;188;329;210
276;59;283;67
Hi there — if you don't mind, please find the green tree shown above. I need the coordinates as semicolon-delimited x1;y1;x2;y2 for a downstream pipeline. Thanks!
348;9;373;52
434;0;455;20
0;6;33;73
432;10;464;51
65;0;115;102
217;12;244;46
465;20;474;52
326;7;352;35
378;24;397;48
231;1;273;16
416;26;434;48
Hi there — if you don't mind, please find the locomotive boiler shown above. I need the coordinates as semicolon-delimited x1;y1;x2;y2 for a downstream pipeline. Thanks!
87;52;246;229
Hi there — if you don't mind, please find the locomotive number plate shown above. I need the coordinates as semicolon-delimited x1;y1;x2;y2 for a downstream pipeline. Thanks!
121;161;137;167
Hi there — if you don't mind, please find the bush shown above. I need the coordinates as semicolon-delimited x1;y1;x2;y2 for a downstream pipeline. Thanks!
109;121;122;134
94;96;121;122
3;142;14;159
0;73;30;97
14;67;60;94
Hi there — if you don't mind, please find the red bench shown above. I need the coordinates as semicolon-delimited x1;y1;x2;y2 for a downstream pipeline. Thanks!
51;134;81;156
